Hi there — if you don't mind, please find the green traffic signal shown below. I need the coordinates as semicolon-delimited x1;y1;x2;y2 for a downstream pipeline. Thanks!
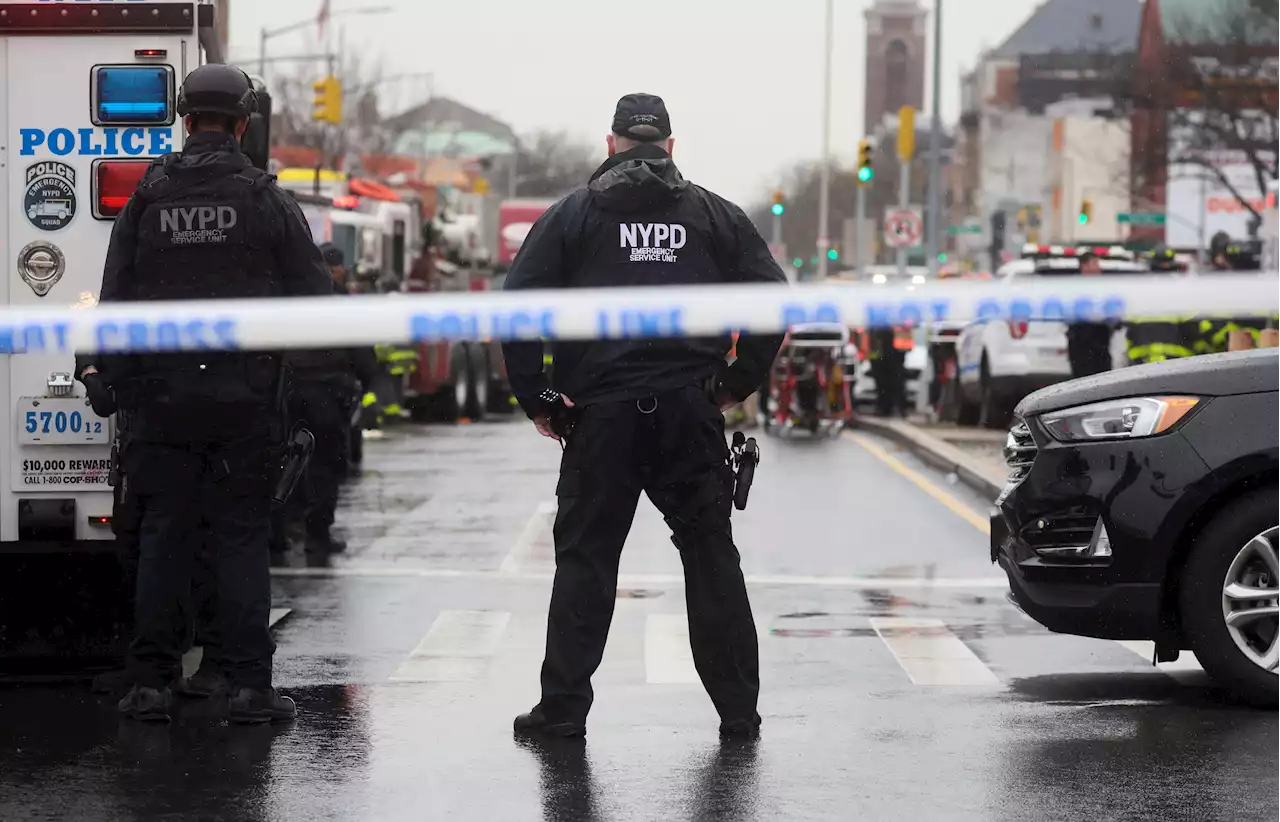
771;203;784;216
857;167;874;183
827;248;838;261
1077;213;1088;225
938;252;948;263
792;257;803;268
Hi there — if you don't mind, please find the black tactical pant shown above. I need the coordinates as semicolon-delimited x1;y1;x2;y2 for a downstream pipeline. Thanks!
871;351;907;416
290;382;350;539
125;436;275;690
539;386;760;725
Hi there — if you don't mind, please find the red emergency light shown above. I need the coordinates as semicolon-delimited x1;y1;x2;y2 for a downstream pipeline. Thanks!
134;49;168;58
332;195;360;209
1062;247;1077;256
93;159;151;219
1008;321;1030;339
1093;247;1108;256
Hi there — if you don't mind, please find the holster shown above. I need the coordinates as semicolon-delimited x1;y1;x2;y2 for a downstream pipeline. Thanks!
273;425;315;506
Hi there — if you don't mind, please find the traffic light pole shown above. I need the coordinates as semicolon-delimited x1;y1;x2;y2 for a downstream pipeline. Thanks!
897;158;910;278
926;0;943;278
771;212;782;256
855;183;867;274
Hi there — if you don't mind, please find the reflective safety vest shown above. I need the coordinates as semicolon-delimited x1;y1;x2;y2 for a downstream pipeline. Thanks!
1127;317;1195;364
1194;316;1277;354
375;344;420;377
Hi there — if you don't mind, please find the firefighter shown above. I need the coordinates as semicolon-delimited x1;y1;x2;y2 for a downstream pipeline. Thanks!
1132;243;1195;366
1194;242;1275;353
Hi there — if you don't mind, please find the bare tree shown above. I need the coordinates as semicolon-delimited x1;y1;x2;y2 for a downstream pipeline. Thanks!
266;54;392;161
511;130;601;197
1130;2;1278;222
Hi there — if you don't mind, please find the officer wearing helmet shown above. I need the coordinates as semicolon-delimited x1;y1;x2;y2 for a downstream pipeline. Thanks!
80;64;331;724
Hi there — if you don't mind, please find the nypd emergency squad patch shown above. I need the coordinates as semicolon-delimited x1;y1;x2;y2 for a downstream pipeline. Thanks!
24;162;77;232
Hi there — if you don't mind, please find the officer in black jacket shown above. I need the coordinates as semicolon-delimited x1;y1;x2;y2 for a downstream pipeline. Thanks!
88;64;332;723
1065;250;1114;378
502;94;786;740
273;242;379;563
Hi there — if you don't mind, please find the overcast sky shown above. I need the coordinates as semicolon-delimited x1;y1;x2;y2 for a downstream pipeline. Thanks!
227;0;1043;206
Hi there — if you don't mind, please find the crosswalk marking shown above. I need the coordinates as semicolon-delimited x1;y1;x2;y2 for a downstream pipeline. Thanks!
870;617;1003;686
499;501;557;574
389;610;511;683
1115;640;1207;684
644;614;700;684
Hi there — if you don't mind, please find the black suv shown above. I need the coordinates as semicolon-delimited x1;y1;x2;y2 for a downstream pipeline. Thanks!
992;348;1278;705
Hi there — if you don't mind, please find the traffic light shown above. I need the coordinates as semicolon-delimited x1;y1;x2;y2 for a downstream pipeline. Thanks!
857;139;874;184
827;247;839;261
792;257;803;268
771;190;785;216
312;75;342;124
1078;198;1093;226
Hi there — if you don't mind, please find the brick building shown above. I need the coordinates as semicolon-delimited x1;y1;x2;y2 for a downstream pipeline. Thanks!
863;0;926;131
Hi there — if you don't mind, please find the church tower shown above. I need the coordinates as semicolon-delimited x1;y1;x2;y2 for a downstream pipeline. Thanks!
864;0;928;130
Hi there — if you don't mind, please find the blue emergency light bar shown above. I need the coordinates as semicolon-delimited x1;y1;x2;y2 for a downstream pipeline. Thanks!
93;66;173;126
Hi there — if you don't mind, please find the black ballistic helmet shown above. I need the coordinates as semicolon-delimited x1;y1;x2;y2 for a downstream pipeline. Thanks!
177;64;259;119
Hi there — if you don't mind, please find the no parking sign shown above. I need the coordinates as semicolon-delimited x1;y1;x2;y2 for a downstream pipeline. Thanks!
884;208;923;249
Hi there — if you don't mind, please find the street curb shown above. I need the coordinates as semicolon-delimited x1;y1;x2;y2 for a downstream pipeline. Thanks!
849;416;1006;501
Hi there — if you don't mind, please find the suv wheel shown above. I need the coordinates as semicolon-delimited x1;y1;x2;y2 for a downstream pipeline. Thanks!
1178;487;1278;707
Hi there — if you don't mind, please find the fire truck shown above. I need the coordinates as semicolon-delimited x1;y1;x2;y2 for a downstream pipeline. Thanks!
0;0;249;669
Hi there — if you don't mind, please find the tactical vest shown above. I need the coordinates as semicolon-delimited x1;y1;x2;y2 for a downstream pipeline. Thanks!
120;158;283;417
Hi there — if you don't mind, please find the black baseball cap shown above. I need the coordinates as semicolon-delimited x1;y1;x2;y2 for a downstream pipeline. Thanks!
612;93;672;142
319;243;345;266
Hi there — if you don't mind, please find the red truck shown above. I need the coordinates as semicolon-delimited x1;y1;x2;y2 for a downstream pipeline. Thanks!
403;198;556;422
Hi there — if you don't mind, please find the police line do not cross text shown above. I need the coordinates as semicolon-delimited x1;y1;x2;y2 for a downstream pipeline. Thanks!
1;275;1275;355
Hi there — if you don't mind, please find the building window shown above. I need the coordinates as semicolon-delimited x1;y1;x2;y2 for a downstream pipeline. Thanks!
886;39;909;113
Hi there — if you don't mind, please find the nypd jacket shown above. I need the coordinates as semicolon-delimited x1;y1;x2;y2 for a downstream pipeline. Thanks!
93;131;332;441
501;144;786;415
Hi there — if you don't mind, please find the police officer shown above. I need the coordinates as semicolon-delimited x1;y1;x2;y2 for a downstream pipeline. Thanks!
89;64;332;723
275;243;379;561
1066;250;1115;377
868;326;909;417
501;94;786;740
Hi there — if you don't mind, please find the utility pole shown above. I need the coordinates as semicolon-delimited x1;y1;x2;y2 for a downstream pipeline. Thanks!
897;106;916;278
816;0;834;281
855;184;867;274
926;0;943;277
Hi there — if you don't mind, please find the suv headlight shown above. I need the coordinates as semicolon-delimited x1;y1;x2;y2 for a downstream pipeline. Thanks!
1040;396;1200;442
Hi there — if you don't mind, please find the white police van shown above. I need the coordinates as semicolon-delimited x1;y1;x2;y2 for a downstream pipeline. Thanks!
953;245;1143;428
1;0;224;661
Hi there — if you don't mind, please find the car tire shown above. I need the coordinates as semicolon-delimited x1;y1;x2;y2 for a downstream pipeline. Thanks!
1177;486;1278;708
977;359;1011;430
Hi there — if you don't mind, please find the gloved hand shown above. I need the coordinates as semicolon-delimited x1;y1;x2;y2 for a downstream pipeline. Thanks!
82;373;117;417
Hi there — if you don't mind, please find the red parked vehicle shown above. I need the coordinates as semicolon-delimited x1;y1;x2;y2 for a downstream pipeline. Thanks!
402;198;555;422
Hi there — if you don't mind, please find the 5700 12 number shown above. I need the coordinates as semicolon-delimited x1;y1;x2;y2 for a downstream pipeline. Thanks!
23;410;103;436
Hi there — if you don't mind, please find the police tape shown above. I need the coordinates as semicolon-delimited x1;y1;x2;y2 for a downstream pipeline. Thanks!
2;274;1276;355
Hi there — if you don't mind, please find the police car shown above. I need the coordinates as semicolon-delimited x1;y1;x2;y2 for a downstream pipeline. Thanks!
0;0;228;660
953;245;1144;428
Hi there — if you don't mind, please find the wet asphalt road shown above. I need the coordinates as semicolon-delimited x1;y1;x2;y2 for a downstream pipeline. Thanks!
1;418;1276;821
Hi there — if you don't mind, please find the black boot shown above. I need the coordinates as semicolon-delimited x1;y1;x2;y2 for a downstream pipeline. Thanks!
718;713;761;740
228;687;297;724
513;707;585;739
118;685;172;723
173;665;228;699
